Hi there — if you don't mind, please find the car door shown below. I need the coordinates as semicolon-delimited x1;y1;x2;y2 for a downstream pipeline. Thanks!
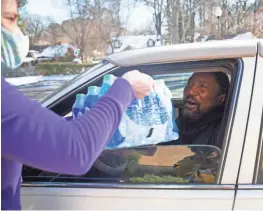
21;41;258;210
233;40;263;210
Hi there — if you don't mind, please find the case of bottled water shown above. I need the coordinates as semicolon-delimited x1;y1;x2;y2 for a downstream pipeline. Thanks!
72;74;179;148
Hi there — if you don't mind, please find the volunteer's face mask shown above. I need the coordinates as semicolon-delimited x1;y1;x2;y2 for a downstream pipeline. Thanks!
1;27;29;69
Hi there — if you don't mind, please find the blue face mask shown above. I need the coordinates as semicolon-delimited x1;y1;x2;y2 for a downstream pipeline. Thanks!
1;27;29;69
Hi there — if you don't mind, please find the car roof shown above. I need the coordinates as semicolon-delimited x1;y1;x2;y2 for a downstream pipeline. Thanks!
106;39;258;67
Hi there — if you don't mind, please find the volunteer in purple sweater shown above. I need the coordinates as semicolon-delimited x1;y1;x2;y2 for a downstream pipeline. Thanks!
1;0;155;209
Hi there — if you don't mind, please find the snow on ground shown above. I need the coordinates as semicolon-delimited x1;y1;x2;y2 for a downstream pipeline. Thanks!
6;76;43;86
232;32;255;39
6;75;77;86
37;43;80;58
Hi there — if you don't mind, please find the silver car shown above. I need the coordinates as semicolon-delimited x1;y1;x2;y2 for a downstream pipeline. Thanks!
21;39;263;210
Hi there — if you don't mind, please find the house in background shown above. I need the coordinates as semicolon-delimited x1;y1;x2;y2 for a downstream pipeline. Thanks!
33;17;130;60
106;35;162;55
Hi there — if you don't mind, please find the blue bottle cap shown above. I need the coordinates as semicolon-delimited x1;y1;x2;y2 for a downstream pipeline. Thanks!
88;86;100;95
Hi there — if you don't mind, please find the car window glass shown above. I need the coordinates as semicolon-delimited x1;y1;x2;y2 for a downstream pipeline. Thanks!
153;73;192;99
22;145;222;184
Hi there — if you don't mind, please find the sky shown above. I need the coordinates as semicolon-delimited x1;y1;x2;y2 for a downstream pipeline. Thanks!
25;0;256;33
25;0;154;31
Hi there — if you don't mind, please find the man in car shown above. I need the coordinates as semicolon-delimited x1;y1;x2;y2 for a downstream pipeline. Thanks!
161;71;229;149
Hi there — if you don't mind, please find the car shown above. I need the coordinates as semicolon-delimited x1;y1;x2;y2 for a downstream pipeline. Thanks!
23;50;39;66
90;57;104;65
21;39;263;210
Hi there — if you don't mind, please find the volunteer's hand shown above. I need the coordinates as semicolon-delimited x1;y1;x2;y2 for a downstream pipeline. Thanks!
122;70;155;99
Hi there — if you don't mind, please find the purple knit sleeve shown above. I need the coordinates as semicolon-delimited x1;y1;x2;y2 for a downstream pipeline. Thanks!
1;76;135;175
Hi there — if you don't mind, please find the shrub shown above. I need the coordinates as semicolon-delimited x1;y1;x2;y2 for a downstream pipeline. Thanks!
129;174;189;183
36;62;94;76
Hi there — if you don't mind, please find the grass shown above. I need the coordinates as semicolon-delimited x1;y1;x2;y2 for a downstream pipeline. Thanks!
129;174;189;184
36;62;95;76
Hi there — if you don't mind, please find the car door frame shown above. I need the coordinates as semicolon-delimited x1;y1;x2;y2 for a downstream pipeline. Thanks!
233;40;263;210
21;41;258;210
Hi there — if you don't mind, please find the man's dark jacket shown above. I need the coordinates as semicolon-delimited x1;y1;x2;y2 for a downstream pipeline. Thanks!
160;106;224;149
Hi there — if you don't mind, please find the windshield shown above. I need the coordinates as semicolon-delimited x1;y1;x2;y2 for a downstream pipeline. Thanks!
4;0;261;101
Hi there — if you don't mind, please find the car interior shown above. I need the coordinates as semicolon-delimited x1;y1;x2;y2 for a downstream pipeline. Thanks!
22;58;242;184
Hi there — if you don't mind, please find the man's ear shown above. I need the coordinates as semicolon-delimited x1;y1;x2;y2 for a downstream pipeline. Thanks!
217;94;226;105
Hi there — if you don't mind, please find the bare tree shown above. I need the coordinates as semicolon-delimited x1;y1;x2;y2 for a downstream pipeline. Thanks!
140;0;261;44
90;0;135;54
166;0;179;43
24;15;50;45
142;0;166;37
166;0;202;44
180;0;201;42
132;23;156;35
46;22;62;45
219;0;262;37
58;0;94;61
251;0;263;37
91;0;122;52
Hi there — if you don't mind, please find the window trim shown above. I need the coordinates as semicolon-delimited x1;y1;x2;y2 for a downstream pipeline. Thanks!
238;184;263;190
21;182;235;190
220;57;257;184
236;52;263;184
216;58;244;183
253;109;263;183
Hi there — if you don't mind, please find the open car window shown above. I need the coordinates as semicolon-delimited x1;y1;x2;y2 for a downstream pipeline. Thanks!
22;58;242;187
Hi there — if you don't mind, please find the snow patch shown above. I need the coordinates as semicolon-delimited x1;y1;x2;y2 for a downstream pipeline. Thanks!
232;32;255;39
37;43;80;58
6;76;43;86
6;75;77;86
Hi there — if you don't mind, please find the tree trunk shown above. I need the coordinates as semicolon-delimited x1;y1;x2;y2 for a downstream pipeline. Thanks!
171;0;180;44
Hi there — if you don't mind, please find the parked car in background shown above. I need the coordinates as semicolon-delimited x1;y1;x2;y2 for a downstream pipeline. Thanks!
36;43;80;63
21;39;263;210
92;57;103;65
72;58;82;64
23;50;39;66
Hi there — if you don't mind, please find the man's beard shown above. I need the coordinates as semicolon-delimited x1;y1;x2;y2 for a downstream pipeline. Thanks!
181;95;203;122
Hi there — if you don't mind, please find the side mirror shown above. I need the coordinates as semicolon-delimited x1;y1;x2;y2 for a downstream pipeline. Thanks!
93;145;221;183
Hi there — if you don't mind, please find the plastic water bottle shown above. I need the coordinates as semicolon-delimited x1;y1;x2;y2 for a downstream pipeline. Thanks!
98;74;117;97
84;86;100;112
72;94;85;118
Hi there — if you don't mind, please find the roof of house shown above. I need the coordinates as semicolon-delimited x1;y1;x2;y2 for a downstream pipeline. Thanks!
31;45;51;53
107;35;158;55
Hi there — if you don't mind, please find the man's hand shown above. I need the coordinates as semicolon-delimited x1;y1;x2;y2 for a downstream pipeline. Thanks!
122;70;155;99
206;152;219;160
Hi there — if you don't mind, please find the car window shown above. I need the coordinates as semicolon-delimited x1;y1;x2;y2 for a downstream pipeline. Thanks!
153;73;192;99
22;145;222;184
22;59;239;186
